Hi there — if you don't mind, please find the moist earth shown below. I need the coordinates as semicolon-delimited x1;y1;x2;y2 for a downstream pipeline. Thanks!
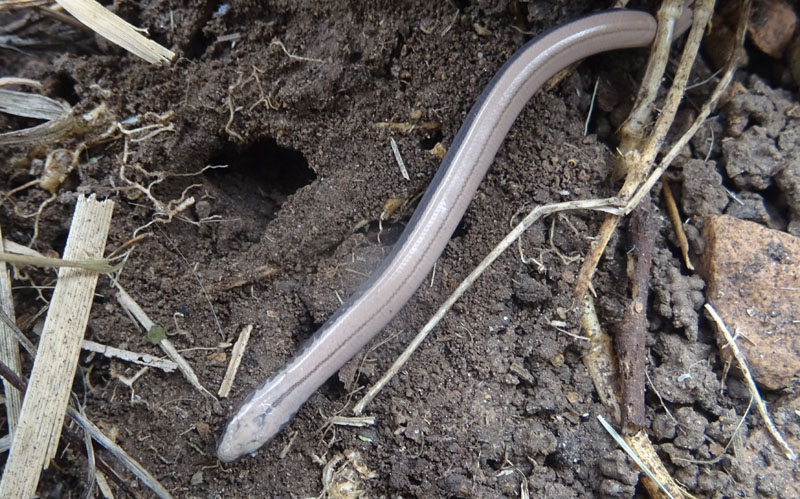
0;0;798;497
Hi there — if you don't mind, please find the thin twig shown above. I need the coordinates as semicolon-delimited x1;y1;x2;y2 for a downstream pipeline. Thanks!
353;197;624;414
705;303;796;460
626;0;751;212
618;0;686;155
82;339;178;372
115;284;217;400
269;38;323;63
615;197;657;433
218;324;253;398
75;397;97;499
583;78;599;136
0;251;120;273
574;0;714;298
581;294;622;424
661;178;694;270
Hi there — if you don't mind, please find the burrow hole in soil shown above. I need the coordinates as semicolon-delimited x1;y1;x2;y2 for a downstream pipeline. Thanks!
205;136;315;223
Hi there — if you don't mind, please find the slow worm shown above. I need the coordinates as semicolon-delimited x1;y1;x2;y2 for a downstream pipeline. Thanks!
218;7;690;462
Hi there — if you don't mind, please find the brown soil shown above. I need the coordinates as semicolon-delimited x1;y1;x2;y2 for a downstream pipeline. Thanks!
1;1;798;497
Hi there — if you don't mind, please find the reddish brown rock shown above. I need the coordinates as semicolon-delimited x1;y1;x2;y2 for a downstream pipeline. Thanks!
698;215;800;390
749;0;797;58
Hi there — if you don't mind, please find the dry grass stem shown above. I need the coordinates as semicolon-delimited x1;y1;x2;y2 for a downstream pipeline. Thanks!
0;195;113;498
574;0;715;298
95;472;113;498
390;137;410;180
353;197;624;414
626;430;693;499
328;415;376;428
0;114;75;146
705;303;797;460
55;0;175;64
0;358;172;497
0;434;10;453
622;0;712;174
115;284;217;400
82;339;178;372
597;416;686;499
581;294;622;424
0;91;73;146
0;0;49;9
0;102;110;148
75;402;97;498
625;0;751;212
618;0;687;155
583;78;600;136
1;238;43;258
218;324;253;398
65;404;173;498
34;3;93;32
0;251;120;273
0;229;22;436
0;89;70;120
0;77;42;88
